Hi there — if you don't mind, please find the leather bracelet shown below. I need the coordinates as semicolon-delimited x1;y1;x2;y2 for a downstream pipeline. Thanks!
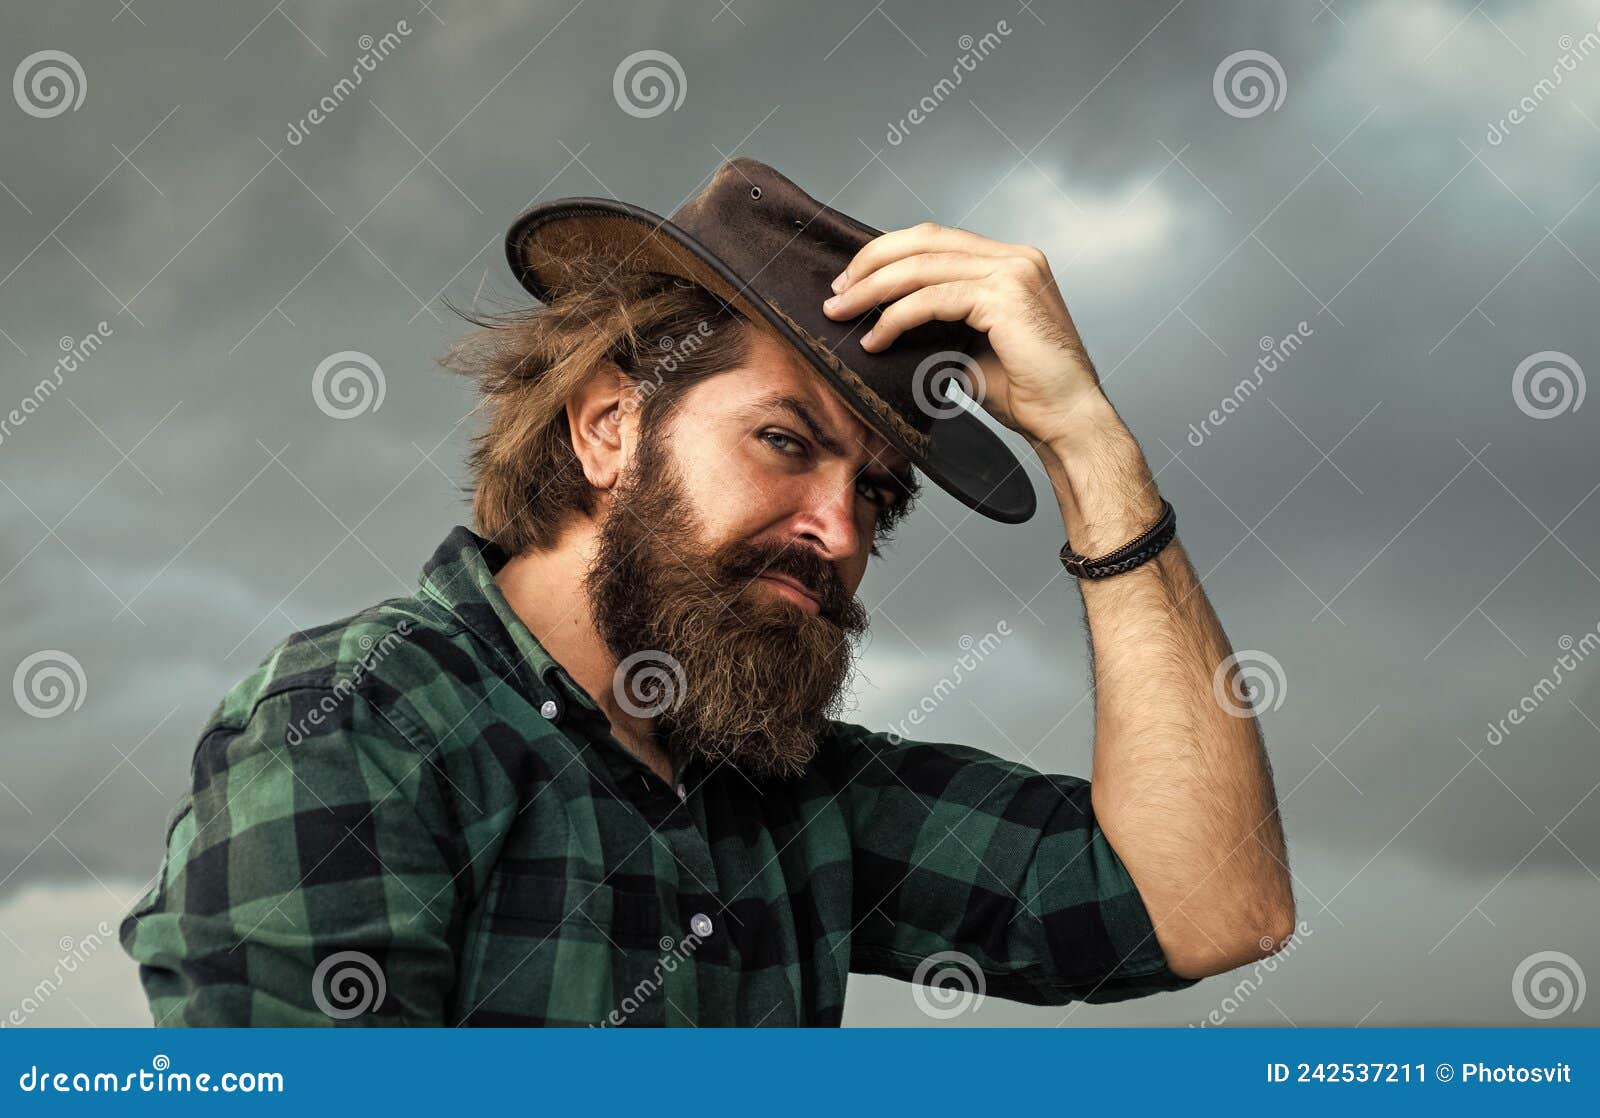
1059;499;1176;579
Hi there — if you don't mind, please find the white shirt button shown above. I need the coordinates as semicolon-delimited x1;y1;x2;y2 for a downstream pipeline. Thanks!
690;912;713;938
675;783;687;801
538;699;559;720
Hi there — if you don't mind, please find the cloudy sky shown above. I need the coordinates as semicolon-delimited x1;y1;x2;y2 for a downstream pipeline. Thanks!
1;0;1597;1027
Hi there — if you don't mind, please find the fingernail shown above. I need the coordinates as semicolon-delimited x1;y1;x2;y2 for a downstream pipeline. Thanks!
859;329;876;349
831;271;849;293
823;295;841;313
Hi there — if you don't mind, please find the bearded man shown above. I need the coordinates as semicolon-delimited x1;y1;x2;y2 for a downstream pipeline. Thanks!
121;158;1293;1026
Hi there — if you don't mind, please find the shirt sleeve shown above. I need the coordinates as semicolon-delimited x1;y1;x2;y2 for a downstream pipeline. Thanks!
119;687;464;1026
820;721;1199;1006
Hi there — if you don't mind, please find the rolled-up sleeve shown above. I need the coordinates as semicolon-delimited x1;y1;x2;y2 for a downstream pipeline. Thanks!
119;687;463;1026
823;721;1198;1006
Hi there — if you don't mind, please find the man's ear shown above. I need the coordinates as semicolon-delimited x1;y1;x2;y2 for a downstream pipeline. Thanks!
566;361;635;493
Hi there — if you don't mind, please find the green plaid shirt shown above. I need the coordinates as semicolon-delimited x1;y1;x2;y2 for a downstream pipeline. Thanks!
121;526;1196;1026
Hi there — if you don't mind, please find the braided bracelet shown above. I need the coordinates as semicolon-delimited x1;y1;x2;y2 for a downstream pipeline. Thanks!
1058;499;1177;580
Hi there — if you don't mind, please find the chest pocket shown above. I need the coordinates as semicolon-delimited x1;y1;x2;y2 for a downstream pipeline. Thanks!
456;866;666;1026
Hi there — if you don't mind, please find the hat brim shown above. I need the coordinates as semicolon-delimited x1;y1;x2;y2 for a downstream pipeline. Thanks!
505;197;1036;525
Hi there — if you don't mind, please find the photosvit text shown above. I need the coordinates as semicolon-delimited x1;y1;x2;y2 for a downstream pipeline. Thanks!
1264;1061;1573;1084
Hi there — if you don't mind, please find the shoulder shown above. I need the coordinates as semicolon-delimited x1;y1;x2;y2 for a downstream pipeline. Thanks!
181;591;530;906
192;589;518;826
202;591;470;745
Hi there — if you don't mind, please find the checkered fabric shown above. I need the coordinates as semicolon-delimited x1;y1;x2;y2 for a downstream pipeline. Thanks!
120;526;1196;1026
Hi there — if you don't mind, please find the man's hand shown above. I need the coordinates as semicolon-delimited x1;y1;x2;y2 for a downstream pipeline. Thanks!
824;221;1296;982
822;221;1159;554
822;222;1102;443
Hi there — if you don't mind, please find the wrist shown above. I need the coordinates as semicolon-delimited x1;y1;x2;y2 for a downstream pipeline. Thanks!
1034;407;1163;557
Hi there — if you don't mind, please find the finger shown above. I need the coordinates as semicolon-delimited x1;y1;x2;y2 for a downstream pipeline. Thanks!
822;251;998;319
858;281;980;351
835;223;1016;292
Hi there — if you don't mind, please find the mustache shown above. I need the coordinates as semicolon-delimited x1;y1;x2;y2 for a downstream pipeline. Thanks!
719;542;854;624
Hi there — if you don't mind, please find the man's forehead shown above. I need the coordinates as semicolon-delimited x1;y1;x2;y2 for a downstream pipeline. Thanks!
738;332;910;470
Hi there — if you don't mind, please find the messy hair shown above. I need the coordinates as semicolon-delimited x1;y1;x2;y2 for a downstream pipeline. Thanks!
440;274;917;556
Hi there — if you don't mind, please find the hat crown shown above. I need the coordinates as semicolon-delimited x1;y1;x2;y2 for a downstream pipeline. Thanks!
668;157;979;442
672;157;879;265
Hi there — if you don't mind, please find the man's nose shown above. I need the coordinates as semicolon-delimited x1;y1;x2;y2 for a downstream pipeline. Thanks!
790;478;865;566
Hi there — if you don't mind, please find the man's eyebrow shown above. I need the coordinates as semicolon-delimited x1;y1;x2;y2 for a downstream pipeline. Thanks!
740;392;916;495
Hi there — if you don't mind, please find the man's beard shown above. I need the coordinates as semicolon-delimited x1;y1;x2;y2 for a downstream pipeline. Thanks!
584;435;871;780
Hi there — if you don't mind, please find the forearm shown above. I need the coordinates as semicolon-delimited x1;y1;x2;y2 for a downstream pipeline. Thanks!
1034;400;1295;979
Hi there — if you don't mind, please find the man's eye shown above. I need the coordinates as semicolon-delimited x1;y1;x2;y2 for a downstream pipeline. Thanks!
761;430;802;454
762;430;897;511
857;478;894;508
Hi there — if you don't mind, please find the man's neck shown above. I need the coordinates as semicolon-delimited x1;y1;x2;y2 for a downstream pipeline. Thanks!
492;524;675;783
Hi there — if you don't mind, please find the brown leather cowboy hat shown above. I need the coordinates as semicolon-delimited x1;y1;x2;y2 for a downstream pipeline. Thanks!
503;156;1036;524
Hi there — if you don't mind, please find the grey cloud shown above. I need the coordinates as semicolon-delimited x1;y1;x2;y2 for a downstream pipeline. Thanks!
3;0;1598;1025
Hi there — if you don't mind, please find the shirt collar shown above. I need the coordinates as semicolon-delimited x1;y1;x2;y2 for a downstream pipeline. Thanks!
417;525;600;716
